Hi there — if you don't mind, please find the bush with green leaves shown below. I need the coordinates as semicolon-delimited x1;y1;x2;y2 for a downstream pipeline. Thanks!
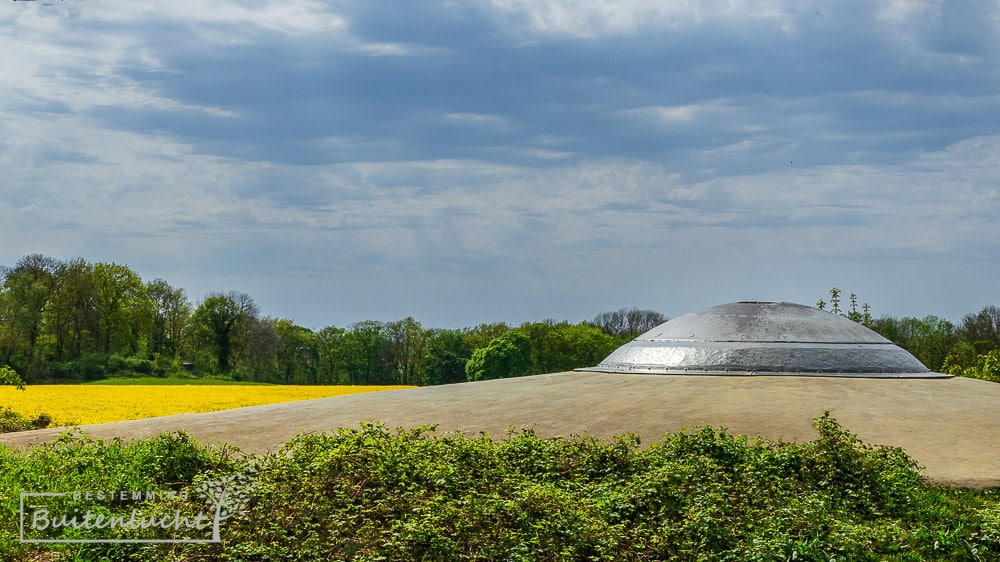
2;415;998;561
0;364;25;390
0;364;49;433
0;430;245;560
944;344;1000;383
465;330;532;381
0;408;50;433
107;353;157;376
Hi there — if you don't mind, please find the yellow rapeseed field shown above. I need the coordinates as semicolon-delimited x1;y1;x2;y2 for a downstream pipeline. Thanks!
0;385;410;426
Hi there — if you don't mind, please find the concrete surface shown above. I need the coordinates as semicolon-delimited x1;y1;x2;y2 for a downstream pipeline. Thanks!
1;372;998;488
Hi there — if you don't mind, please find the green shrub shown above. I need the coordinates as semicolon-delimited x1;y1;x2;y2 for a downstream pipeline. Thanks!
153;355;186;377
107;353;128;373
0;365;25;390
107;354;157;377
48;354;110;381
2;417;999;561
0;430;246;560
0;407;35;433
0;366;47;433
945;346;1000;383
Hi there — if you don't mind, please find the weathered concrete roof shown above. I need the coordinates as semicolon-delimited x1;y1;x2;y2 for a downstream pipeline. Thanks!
583;301;948;377
2;372;997;487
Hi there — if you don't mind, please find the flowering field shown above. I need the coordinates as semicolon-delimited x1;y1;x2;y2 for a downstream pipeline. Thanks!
0;385;410;426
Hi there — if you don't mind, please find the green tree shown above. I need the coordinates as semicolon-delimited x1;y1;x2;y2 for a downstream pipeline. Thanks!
273;319;318;384
982;349;1000;381
423;329;472;386
315;325;348;384
817;288;873;327
0;254;60;378
465;331;532;381
383;317;428;387
342;320;390;384
192;291;260;375
536;322;618;373
0;364;25;390
241;317;281;381
92;262;154;355
956;305;1000;353
942;342;979;375
517;321;619;374
44;258;99;362
146;278;191;358
0;295;13;370
871;315;955;371
943;344;1000;382
462;322;509;352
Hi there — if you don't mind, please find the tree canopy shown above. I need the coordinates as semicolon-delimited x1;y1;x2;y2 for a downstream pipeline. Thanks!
1;256;997;386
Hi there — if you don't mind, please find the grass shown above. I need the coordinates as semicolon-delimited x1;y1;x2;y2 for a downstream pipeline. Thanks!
0;384;412;427
0;415;998;561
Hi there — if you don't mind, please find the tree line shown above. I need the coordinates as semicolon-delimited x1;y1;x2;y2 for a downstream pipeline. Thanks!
2;256;997;385
819;288;1000;382
0;254;664;385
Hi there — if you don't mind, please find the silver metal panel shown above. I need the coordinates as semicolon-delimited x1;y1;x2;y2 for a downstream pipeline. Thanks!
640;301;890;344
580;301;951;378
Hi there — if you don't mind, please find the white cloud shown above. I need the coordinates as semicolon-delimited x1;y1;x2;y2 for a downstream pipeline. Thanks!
67;0;349;37
618;100;734;124
445;112;510;125
488;0;795;37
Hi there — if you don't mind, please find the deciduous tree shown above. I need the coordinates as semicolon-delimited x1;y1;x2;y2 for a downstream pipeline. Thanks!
92;262;154;355
0;255;60;377
45;258;99;362
342;320;390;384
384;317;428;387
465;331;531;381
146;278;191;358
192;291;259;375
315;325;348;384
956;305;1000;353
273;319;318;384
591;307;666;340
423;329;471;386
871;315;955;371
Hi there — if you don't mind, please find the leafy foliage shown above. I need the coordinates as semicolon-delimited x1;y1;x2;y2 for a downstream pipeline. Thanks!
2;254;656;386
817;288;1000;376
2;417;999;560
422;328;472;386
0;407;50;433
817;287;873;327
871;315;956;371
8;256;1000;387
519;321;618;375
944;345;1000;382
0;364;25;390
0;364;49;433
192;291;260;376
466;330;532;381
956;305;1000;353
0;430;244;560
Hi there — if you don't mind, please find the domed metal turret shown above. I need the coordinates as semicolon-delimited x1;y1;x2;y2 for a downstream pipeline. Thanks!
583;301;948;378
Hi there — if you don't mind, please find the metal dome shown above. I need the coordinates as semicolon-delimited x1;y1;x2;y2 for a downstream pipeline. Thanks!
582;301;949;378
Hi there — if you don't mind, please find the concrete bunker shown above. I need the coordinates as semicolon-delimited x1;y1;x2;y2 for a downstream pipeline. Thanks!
582;301;949;378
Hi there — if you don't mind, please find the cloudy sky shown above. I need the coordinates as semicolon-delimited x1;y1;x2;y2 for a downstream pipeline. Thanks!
2;1;998;329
